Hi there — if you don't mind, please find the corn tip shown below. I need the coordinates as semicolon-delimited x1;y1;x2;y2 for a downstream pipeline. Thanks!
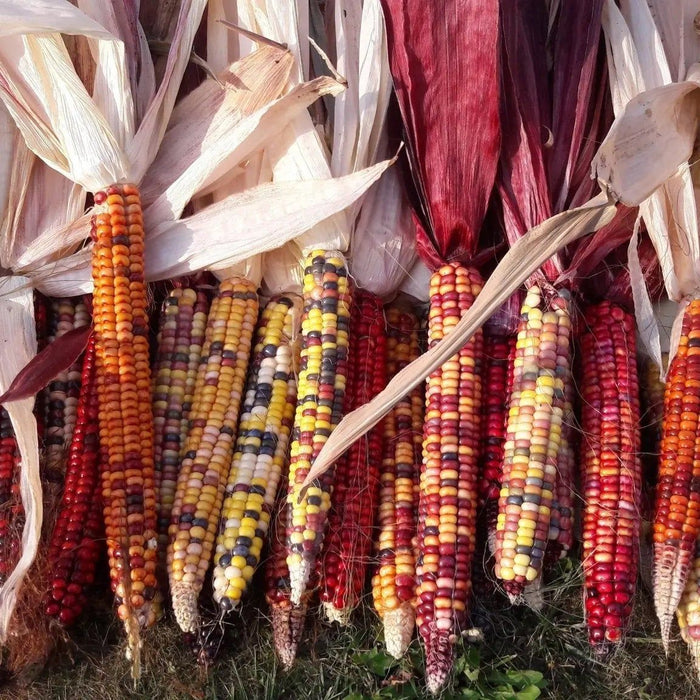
383;604;415;660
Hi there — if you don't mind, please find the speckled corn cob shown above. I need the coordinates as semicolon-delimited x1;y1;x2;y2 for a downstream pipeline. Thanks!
152;287;209;577
417;263;483;695
167;277;258;634
91;183;159;675
213;295;298;613
654;299;700;648
320;289;387;624
494;286;572;600
677;535;700;677
580;302;641;649
285;250;352;605
372;304;424;659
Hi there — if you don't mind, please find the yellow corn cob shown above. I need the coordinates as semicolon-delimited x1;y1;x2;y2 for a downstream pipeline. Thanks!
167;278;258;634
213;295;299;612
494;285;572;600
677;535;700;677
285;250;352;605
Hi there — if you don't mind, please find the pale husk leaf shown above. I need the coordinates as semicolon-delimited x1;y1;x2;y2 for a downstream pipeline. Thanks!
144;75;344;226
0;276;39;644
302;193;618;488
0;0;112;37
398;257;432;303
262;241;305;297
29;160;393;295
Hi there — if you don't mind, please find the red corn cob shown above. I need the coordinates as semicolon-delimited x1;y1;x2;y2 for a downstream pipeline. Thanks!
320;290;387;624
0;407;22;584
580;301;641;650
45;334;104;626
417;263;483;694
654;299;700;649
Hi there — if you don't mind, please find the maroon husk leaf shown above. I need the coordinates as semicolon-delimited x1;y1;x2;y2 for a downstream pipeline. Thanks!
0;326;92;404
497;0;554;280
381;0;500;268
547;0;605;213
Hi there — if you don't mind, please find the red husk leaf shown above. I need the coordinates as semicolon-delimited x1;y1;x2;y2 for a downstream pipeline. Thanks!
381;0;500;268
547;0;606;213
497;0;554;279
0;326;92;404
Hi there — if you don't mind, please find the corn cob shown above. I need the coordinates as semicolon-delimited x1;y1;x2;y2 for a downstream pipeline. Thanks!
654;299;700;648
480;330;516;553
286;250;352;605
372;304;424;659
91;183;159;673
213;295;298;613
494;286;572;600
152;287;209;577
417;263;483;695
0;407;21;584
320;289;387;624
167;277;258;634
579;301;641;649
45;334;104;626
677;535;700;677
641;354;666;445
265;499;310;670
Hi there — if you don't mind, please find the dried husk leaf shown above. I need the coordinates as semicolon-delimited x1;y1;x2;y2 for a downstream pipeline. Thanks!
0;276;39;645
302;192;618;488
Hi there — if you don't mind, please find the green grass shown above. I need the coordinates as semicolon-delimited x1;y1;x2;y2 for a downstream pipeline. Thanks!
4;559;700;700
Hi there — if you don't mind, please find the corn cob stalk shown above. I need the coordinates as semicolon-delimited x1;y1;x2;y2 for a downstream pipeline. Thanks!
265;499;311;671
654;300;700;648
372;303;424;659
0;406;22;584
480;329;516;553
91;183;160;674
212;295;298;613
45;334;103;626
152;287;209;578
579;301;641;649
417;263;483;695
320;289;387;624
494;285;572;600
285;250;352;605
677;535;700;676
167;277;259;634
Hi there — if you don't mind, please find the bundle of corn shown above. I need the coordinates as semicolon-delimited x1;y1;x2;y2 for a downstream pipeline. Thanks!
493;0;609;603
377;0;501;691
594;0;700;650
372;302;424;659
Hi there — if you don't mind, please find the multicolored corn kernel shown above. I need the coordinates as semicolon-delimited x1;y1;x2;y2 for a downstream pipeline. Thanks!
167;277;258;634
152;286;209;578
494;286;572;599
285;250;352;605
417;263;483;695
320;289;387;624
677;535;700;677
45;334;104;626
372;304;424;659
213;295;298;613
91;183;159;673
265;500;309;670
654;299;700;648
579;301;641;649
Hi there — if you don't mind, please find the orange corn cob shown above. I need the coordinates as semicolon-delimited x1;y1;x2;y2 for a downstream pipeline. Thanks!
320;289;387;624
45;334;104;626
372;304;424;659
417;263;483;695
494;286;572;600
654;300;700;648
91;183;159;675
580;302;641;649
